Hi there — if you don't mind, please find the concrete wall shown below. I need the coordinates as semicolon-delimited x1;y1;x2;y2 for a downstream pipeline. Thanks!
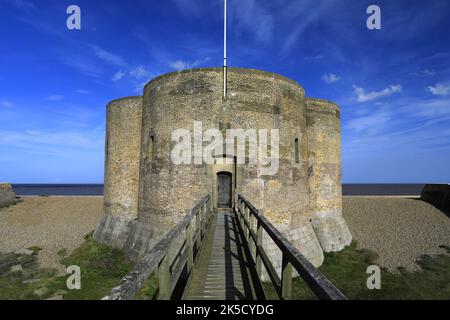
0;183;16;208
421;184;450;212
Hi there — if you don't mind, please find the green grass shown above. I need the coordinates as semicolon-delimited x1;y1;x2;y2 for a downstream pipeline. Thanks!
135;273;159;300
0;234;133;300
263;242;450;300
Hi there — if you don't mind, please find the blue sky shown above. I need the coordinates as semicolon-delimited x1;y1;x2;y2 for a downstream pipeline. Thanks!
1;0;450;183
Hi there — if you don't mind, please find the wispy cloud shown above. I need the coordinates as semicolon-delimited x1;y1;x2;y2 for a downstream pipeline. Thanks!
422;69;436;77
0;129;103;151
232;0;274;43
60;55;104;78
92;45;127;67
304;55;324;61
129;66;150;79
346;111;391;135
45;95;64;101
353;85;402;103
169;57;210;71
280;0;337;54
112;71;125;82
76;89;89;94
171;0;203;17
1;101;14;108
427;83;450;96
6;0;35;11
322;73;340;84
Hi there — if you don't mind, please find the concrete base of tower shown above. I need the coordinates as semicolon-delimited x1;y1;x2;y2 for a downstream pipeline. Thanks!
311;210;353;253
93;214;167;262
260;222;325;281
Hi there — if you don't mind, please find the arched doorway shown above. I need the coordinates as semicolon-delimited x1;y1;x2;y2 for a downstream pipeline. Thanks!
217;172;232;208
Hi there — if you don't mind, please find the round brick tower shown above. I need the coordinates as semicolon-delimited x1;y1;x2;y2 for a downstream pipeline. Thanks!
94;67;352;268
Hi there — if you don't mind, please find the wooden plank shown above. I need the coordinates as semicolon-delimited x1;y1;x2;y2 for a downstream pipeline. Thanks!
183;209;259;300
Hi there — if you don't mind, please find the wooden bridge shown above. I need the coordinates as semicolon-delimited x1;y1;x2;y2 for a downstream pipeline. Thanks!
103;194;347;300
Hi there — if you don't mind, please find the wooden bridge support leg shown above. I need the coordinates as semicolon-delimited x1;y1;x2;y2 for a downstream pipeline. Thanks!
249;214;256;260
158;254;171;300
256;221;263;277
281;255;293;300
244;207;250;241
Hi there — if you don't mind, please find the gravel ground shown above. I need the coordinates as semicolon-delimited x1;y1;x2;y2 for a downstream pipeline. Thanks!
343;196;450;271
0;196;103;273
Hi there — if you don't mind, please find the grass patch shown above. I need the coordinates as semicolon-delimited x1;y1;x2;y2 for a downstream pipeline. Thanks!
0;234;133;300
135;273;159;300
47;234;134;300
263;242;450;300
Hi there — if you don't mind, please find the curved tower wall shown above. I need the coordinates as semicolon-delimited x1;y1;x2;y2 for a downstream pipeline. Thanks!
104;97;143;218
306;98;352;252
94;96;143;249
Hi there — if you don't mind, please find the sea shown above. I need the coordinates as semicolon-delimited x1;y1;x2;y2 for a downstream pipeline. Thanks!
11;184;426;197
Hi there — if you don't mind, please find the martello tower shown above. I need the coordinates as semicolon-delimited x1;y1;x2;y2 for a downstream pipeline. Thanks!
94;67;352;269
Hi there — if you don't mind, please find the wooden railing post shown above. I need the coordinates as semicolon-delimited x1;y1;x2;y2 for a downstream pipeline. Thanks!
281;254;293;300
158;254;170;300
244;207;250;241
186;222;194;274
200;204;205;238
249;213;256;259
256;220;263;277
195;207;201;249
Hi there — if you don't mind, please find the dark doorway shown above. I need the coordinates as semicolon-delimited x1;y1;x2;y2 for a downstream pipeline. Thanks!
217;172;232;208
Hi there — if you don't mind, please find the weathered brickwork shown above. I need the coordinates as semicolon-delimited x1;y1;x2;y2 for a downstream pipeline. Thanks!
94;67;352;268
103;96;142;219
306;98;352;252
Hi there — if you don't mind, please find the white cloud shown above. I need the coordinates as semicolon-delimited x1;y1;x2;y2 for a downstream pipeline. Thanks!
427;83;450;96
112;71;125;82
170;60;189;71
169;57;210;71
45;95;64;101
129;66;150;79
422;69;436;77
353;85;402;103
1;101;14;108
321;73;340;84
76;89;89;94
92;45;127;67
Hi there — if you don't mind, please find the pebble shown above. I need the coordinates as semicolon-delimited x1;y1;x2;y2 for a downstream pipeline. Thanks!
343;197;450;271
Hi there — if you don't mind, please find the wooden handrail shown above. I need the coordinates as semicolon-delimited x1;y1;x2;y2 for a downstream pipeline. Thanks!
235;194;347;300
103;193;213;300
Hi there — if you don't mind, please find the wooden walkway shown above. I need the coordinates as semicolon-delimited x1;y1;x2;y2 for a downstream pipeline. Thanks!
183;209;264;300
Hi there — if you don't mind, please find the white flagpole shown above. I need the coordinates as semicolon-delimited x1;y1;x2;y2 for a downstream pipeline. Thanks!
223;0;227;99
